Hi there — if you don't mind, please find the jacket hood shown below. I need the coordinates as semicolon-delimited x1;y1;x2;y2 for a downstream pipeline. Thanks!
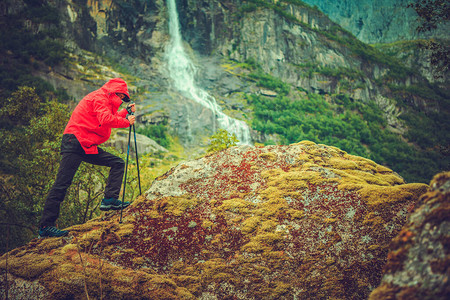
101;78;130;98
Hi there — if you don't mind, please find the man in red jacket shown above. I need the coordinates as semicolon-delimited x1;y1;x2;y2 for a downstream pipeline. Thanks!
39;78;136;238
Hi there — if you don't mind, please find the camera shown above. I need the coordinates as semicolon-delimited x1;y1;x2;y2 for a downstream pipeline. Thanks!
126;102;134;115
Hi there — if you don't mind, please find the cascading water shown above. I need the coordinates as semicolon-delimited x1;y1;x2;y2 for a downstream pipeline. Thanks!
165;0;251;144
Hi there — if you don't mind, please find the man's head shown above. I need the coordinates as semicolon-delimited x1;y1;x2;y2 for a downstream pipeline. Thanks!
102;78;131;102
116;93;130;102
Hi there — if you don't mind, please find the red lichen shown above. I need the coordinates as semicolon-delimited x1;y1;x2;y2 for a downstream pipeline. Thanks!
110;201;247;272
180;146;293;203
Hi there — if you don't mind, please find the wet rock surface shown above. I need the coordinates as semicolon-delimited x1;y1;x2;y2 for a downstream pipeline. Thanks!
0;142;429;299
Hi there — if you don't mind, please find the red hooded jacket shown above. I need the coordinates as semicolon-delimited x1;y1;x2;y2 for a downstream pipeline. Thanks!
64;78;131;154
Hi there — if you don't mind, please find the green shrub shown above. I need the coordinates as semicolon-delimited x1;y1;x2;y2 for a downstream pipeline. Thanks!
207;129;239;153
137;124;171;148
248;71;291;95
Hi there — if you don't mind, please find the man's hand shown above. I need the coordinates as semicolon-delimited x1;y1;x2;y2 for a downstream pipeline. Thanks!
127;103;136;113
127;115;136;125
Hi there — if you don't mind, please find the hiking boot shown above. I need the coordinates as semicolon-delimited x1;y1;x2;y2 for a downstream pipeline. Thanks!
100;197;130;211
39;226;69;238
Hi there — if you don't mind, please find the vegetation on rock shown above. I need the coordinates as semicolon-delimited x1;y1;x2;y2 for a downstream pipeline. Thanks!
0;142;428;299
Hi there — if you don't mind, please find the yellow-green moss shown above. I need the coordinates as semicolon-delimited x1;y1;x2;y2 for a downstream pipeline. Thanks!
325;145;347;156
362;213;386;227
36;237;66;252
257;198;289;218
286;209;305;219
6;253;55;280
375;164;394;173
260;219;278;232
259;152;277;161
259;186;289;199
130;194;148;207
173;287;196;299
328;157;359;170
173;275;200;285
347;169;393;185
360;183;428;208
272;281;291;297
241;216;262;234
66;220;105;233
160;196;200;216
60;243;78;255
132;256;146;266
78;229;102;249
148;274;177;286
294;140;317;146
116;223;134;239
212;272;235;282
57;263;77;274
261;168;285;179
241;241;268;253
380;174;405;185
345;154;378;168
198;259;234;284
297;152;312;162
253;232;284;246
262;169;322;195
217;198;253;213
368;245;381;251
202;219;214;229
323;217;338;224
2;143;433;300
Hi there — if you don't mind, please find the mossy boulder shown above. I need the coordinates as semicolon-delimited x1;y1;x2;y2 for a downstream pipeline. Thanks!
370;171;450;300
0;142;429;299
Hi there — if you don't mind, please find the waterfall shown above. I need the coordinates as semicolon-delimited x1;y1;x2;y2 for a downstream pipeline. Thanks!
164;0;251;144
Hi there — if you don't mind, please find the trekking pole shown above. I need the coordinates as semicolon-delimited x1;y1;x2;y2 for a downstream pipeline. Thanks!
120;124;132;224
132;124;142;195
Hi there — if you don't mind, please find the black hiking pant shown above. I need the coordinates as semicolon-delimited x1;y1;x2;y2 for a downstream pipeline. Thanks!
39;134;125;228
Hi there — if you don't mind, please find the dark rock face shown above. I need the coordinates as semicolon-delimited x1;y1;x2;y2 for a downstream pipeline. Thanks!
302;0;449;44
370;171;450;300
0;142;429;299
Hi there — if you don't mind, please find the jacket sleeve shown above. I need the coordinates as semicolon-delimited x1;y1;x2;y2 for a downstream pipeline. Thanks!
92;97;130;128
117;108;128;118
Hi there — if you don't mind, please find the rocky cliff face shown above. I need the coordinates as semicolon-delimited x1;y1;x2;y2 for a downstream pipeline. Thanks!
301;0;449;44
369;171;450;299
182;0;392;93
177;0;440;134
0;142;428;299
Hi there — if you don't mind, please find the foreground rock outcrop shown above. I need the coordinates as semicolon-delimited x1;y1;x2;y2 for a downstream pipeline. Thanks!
0;142;428;299
370;171;450;300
